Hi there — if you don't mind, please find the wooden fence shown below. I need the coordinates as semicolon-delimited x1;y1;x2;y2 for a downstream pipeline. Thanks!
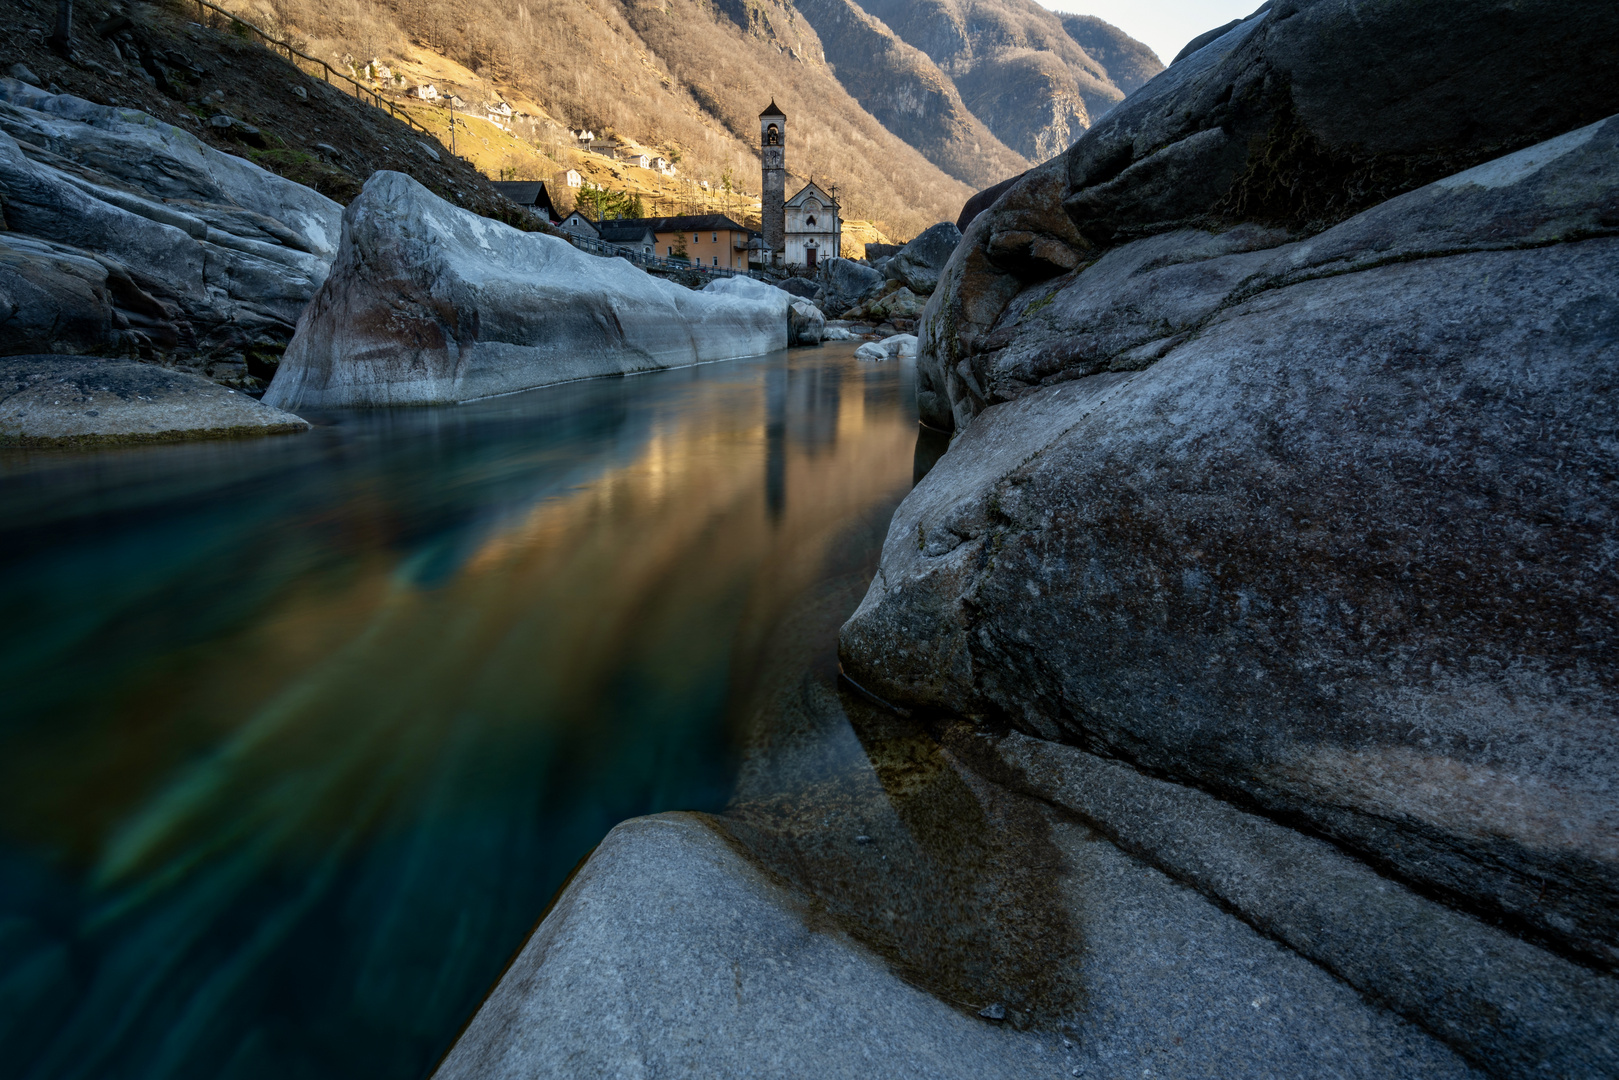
190;0;434;139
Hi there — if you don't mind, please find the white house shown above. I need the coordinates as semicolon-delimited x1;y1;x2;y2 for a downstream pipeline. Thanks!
783;180;841;269
414;84;439;101
564;169;582;188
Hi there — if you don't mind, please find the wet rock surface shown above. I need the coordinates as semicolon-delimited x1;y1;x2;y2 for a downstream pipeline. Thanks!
0;355;308;446
265;172;786;409
439;613;1480;1080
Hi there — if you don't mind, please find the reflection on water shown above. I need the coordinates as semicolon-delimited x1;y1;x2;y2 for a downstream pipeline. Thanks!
0;345;918;1080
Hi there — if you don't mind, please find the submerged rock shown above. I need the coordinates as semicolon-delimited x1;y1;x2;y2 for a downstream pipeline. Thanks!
0;355;308;446
265;172;786;409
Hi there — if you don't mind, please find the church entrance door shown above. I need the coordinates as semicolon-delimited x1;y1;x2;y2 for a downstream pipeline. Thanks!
806;246;818;270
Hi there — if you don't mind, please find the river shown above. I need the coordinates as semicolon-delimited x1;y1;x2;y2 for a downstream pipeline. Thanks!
0;344;932;1080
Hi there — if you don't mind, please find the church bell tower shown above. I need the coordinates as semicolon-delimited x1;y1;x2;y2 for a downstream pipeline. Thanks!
759;101;785;263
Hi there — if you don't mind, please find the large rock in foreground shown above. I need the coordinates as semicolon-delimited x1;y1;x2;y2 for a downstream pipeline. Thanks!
0;356;308;446
845;192;1619;977
266;173;786;408
918;0;1619;431
432;813;1052;1080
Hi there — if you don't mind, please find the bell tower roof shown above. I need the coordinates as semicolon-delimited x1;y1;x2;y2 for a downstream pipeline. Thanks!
759;100;785;118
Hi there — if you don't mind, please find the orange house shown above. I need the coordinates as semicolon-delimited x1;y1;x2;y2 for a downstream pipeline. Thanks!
604;214;752;270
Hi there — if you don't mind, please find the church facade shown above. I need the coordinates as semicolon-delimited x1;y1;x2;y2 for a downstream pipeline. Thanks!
783;181;841;269
758;101;841;268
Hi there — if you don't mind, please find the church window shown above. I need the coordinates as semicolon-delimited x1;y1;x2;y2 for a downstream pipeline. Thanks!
806;215;816;227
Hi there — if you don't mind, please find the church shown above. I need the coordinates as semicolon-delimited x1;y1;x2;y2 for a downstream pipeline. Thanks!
759;102;841;268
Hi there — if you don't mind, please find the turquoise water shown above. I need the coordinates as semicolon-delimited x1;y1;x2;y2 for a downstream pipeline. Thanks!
0;345;920;1080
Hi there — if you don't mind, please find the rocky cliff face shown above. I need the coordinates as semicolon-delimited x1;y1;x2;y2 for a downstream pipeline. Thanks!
840;1;1619;1064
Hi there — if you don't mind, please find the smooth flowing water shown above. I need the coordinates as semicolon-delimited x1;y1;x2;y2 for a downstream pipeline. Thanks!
0;344;925;1080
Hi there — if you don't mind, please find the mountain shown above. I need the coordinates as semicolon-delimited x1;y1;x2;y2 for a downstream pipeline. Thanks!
1;0;1156;240
1056;14;1165;95
791;0;1031;187
856;0;1140;160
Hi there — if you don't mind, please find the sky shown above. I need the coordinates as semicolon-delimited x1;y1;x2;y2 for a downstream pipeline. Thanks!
1038;0;1261;67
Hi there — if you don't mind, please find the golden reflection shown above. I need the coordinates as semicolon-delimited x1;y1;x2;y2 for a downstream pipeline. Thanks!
6;355;917;905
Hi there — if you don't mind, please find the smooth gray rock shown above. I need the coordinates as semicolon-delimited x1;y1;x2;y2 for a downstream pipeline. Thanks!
788;298;825;345
266;172;785;409
0;80;341;367
432;813;1056;1080
702;274;824;344
1065;0;1619;244
816;256;884;314
844;229;1619;970
776;276;819;300
977;732;1619;1078
720;678;1480;1080
956;116;1619;415
886;221;961;295
0;355;308;446
919;0;1619;433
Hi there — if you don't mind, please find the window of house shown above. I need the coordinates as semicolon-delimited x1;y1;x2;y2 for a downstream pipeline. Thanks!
668;245;674;256
712;256;718;266
712;232;717;242
694;234;700;244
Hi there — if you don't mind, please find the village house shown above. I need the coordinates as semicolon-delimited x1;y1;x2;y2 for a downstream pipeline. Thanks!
597;221;659;256
783;180;841;269
626;152;651;169
563;169;582;188
600;215;752;269
557;210;598;240
490;181;559;224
